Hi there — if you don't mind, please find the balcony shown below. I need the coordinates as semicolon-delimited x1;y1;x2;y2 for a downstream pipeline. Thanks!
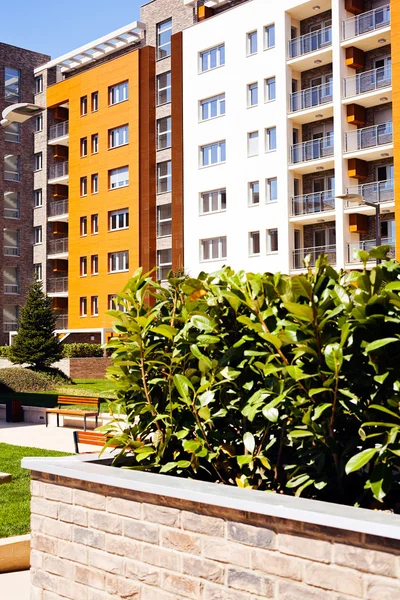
342;5;391;50
48;199;68;222
48;161;69;185
48;277;68;296
289;136;334;174
345;179;394;212
344;122;393;160
288;26;332;70
4;284;19;294
4;207;20;219
291;190;335;222
289;82;333;123
55;314;68;330
4;246;19;257
292;244;336;270
343;66;392;106
48;121;69;146
48;237;68;258
3;321;18;332
347;238;395;264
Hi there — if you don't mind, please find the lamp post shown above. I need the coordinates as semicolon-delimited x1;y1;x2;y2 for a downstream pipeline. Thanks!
336;192;381;265
1;102;44;128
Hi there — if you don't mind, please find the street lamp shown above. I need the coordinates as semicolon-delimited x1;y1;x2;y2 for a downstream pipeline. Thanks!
336;192;382;265
1;102;44;128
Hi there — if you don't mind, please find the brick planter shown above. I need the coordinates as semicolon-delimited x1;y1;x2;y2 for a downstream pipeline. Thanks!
22;455;400;600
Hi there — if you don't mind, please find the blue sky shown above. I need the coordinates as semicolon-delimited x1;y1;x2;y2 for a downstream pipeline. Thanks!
0;0;144;58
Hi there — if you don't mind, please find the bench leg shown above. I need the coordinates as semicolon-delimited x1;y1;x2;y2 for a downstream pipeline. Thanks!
57;413;59;428
84;415;87;432
96;415;98;427
45;412;48;427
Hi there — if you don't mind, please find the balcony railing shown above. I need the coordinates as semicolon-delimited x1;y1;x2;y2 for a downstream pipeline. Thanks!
290;135;334;164
288;26;332;59
347;238;395;263
3;321;18;332
4;170;20;182
4;284;19;294
49;161;68;180
343;66;392;98
49;121;69;140
55;314;68;330
4;207;20;219
342;5;390;40
48;277;68;293
49;199;68;217
290;82;333;113
48;238;68;255
346;179;394;206
291;190;335;216
293;244;336;269
4;246;19;256
344;122;393;153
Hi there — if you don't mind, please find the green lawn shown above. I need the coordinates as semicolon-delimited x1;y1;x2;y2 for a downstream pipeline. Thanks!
0;443;71;538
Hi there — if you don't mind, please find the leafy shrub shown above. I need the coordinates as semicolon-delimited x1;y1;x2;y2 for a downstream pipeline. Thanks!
103;249;400;510
32;366;72;386
62;343;103;358
0;346;10;358
0;368;53;392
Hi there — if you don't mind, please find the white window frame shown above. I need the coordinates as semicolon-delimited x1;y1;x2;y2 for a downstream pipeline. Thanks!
200;44;225;73
109;81;128;105
247;83;258;107
247;31;258;56
91;174;98;194
35;114;43;132
200;141;226;167
200;236;227;262
34;263;42;281
80;137;87;157
249;181;260;206
249;231;261;256
157;204;172;237
157;117;172;150
109;251;129;273
33;226;42;245
157;71;171;105
157;249;172;281
267;228;279;253
266;178;278;203
157;161;172;193
80;217;87;237
109;166;129;190
157;18;172;59
109;125;129;149
265;77;276;102
91;91;99;112
91;214;98;235
80;176;87;197
248;131;259;157
109;208;129;231
80;96;87;116
4;191;20;219
92;134;99;154
91;255;99;275
200;188;227;215
5;122;20;142
5;67;20;102
80;256;87;277
34;189;42;208
80;297;87;317
35;75;43;95
34;152;42;171
266;127;277;152
91;296;99;316
200;94;225;122
264;24;275;49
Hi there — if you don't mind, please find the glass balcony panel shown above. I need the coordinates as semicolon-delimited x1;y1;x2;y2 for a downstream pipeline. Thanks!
49;161;68;180
292;245;336;269
346;179;394;206
342;5;390;40
344;122;393;153
290;135;334;164
289;26;332;59
344;66;392;98
49;121;69;140
290;81;333;112
347;238;395;263
48;238;68;255
291;190;335;216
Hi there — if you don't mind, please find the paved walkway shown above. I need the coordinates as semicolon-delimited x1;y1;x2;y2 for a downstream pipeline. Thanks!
0;570;30;600
0;421;101;453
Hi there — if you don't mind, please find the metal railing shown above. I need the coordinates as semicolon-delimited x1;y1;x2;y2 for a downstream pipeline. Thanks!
48;199;68;217
343;66;391;98
4;170;20;182
344;122;393;153
4;207;20;219
49;121;69;140
290;82;333;112
342;5;390;40
49;161;68;180
48;277;68;293
347;238;395;263
55;314;68;330
4;246;19;256
4;284;19;294
48;237;68;255
291;190;335;216
290;135;334;164
288;26;332;59
346;179;394;206
3;321;18;332
292;244;336;269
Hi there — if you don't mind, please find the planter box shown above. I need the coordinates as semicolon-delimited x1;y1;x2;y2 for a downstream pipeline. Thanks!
22;455;400;599
0;534;30;573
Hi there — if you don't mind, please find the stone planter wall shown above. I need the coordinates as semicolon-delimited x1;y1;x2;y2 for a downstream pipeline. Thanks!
0;357;111;379
23;456;400;600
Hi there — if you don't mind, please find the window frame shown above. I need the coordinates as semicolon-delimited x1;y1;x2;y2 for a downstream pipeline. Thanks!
200;188;227;215
80;297;87;317
108;250;129;273
266;127;277;152
200;141;226;167
156;71;171;105
265;77;276;102
80;176;87;197
91;133;99;154
157;18;173;60
249;231;261;256
109;208;129;232
91;214;99;235
34;75;43;95
80;256;87;277
109;125;129;149
200;236;227;262
267;228;279;253
156;117;172;150
109;166;129;190
80;95;88;116
5;67;20;102
80;216;87;237
34;152;43;172
91;254;99;276
247;82;258;108
91;91;99;112
34;189;43;208
200;44;225;73
80;137;88;157
91;296;99;316
266;177;278;203
91;174;98;195
109;81;129;106
248;131;259;157
200;94;226;122
264;24;276;49
247;31;258;56
33;226;42;245
5;122;21;143
157;160;172;194
157;248;172;281
249;181;260;206
156;204;172;237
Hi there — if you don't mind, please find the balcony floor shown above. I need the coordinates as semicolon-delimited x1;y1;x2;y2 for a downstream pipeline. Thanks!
48;175;69;185
342;87;392;108
344;143;393;162
289;209;336;226
341;26;391;52
48;135;69;147
287;47;332;72
289;156;334;175
288;103;333;124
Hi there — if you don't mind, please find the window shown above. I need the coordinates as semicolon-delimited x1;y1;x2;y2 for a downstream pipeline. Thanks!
34;153;42;171
157;18;172;59
109;208;129;231
80;216;87;236
80;177;87;197
34;263;42;281
248;131;259;157
4;191;20;219
200;94;225;121
5;68;20;102
91;296;99;316
80;256;87;277
34;189;42;208
91;214;98;234
109;166;129;189
249;181;260;205
80;137;88;157
5;122;20;142
266;127;277;151
200;141;226;167
157;117;171;150
35;75;43;95
157;204;172;236
91;255;98;275
4;267;19;294
109;81;128;105
157;249;172;281
247;31;258;56
249;231;260;256
108;294;128;313
200;44;225;72
109;125;129;149
266;178;278;202
200;189;226;214
157;161;172;193
91;91;98;112
264;24;275;49
157;72;171;105
4;155;20;181
4;230;20;256
80;297;87;317
80;96;87;116
265;77;276;102
91;174;98;194
33;226;42;245
267;228;278;253
92;134;99;154
109;251;129;273
35;114;43;132
248;83;258;107
201;237;227;262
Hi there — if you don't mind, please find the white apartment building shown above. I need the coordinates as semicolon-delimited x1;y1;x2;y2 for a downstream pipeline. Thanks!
182;0;393;275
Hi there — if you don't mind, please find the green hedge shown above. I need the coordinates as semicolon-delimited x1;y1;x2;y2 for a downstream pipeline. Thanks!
0;346;9;358
0;368;54;393
62;343;103;358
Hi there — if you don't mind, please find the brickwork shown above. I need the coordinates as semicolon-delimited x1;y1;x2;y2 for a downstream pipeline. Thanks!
301;63;333;90
302;117;334;143
302;169;335;195
360;211;395;242
68;357;112;379
360;45;391;74
364;102;392;127
29;472;400;600
299;10;332;36
303;221;336;250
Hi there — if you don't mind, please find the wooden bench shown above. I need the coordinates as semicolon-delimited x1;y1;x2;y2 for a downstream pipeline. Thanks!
45;396;100;430
73;430;117;454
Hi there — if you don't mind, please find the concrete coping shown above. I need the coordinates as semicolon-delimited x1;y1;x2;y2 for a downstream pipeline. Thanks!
22;454;400;541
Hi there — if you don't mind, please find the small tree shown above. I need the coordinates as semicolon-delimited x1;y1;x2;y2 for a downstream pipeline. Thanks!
9;280;63;369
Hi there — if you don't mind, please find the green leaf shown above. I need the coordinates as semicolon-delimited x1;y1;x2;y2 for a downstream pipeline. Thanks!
151;325;177;339
283;302;313;323
191;315;214;333
197;334;220;345
312;403;332;421
286;474;310;488
262;406;279;422
289;430;314;438
237;455;253;467
198;406;211;420
324;343;343;373
369;405;400;420
369;463;392;502
183;439;201;453
173;374;194;400
345;448;378;474
291;277;313;300
243;432;255;454
365;338;399;353
190;345;213;370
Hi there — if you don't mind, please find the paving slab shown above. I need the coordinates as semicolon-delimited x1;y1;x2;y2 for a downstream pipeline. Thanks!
0;570;30;600
0;422;102;454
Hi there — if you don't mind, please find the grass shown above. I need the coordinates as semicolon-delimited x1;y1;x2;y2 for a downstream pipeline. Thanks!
0;443;70;538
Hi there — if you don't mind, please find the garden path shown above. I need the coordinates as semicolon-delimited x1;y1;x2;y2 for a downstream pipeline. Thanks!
0;422;100;453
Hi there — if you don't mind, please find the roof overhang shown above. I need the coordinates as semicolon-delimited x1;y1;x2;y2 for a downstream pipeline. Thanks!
1;103;45;127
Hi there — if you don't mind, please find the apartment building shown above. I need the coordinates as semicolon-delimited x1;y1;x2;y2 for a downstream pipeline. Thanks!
182;0;395;274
